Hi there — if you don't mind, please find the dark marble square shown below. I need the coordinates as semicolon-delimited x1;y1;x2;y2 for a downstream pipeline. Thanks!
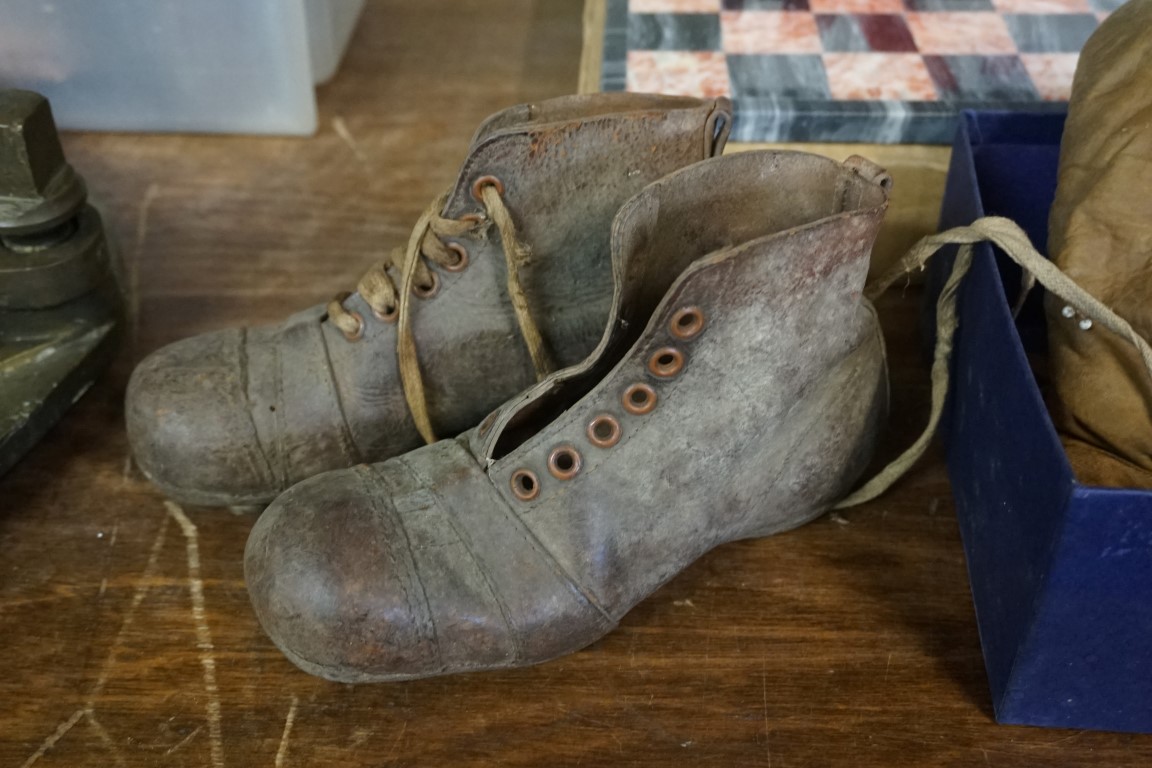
924;55;1038;100
1004;14;1098;53
903;0;995;10
816;14;917;52
726;54;831;98
722;0;811;10
628;13;722;51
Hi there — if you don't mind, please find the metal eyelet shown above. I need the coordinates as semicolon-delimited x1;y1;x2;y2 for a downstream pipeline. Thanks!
622;383;657;416
471;175;505;202
413;271;440;299
342;312;365;341
586;414;622;449
547;445;583;481
647;347;684;378
510;469;540;501
669;306;705;340
371;304;398;324
443;242;469;272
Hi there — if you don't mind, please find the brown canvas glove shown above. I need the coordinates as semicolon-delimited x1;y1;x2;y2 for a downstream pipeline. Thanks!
1046;0;1152;488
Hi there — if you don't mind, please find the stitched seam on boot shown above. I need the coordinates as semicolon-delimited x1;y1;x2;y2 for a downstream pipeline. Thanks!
271;329;289;489
360;464;444;670
499;498;615;627
314;319;366;465
237;326;280;489
397;454;526;665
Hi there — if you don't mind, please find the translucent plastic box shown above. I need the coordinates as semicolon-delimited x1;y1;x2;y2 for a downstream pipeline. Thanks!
0;0;364;135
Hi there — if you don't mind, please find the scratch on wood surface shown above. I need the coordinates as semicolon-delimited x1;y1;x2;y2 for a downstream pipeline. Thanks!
121;454;133;486
167;502;225;768
89;512;170;704
1018;729;1088;749
165;725;202;756
275;695;299;768
884;652;892;682
86;712;127;768
130;183;162;349
762;657;772;767
19;709;83;768
384;721;408;763
332;116;368;164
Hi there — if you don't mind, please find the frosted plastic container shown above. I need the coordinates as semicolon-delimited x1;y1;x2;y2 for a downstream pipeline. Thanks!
0;0;364;135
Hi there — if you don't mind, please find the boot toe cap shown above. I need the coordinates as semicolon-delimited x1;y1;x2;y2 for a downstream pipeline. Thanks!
127;329;276;505
244;467;440;682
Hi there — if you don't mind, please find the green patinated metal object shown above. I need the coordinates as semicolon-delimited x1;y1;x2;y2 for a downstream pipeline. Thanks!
0;89;124;477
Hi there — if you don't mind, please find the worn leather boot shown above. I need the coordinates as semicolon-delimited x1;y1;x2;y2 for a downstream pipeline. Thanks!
245;150;892;682
126;94;731;506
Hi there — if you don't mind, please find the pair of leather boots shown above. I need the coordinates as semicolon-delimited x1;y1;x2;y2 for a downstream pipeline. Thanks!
126;94;893;682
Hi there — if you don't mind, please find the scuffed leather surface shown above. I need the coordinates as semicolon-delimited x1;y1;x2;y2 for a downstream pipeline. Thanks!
127;94;730;506
1046;1;1152;487
245;151;890;681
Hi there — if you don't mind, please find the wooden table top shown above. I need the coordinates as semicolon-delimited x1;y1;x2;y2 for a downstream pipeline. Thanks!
3;1;1150;766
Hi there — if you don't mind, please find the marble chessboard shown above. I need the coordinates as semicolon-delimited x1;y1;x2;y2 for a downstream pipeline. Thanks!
596;0;1127;143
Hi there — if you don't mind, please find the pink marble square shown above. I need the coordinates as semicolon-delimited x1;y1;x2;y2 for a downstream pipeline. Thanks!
823;53;939;100
809;0;905;12
627;51;732;98
629;0;721;12
991;0;1091;12
906;13;1018;55
720;11;822;54
1020;54;1080;101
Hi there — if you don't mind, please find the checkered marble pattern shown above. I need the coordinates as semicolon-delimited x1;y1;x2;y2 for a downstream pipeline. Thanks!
599;0;1127;142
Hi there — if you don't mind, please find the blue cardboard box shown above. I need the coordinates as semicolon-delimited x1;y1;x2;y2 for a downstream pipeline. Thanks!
929;110;1152;734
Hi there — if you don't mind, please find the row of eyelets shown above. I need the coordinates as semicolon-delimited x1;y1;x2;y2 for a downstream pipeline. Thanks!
507;306;706;499
346;177;504;343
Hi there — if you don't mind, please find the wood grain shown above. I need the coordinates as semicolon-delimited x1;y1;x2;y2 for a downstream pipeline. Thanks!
2;1;1151;765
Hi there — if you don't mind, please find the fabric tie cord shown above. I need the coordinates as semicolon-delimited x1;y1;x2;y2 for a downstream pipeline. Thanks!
837;216;1152;509
327;187;554;444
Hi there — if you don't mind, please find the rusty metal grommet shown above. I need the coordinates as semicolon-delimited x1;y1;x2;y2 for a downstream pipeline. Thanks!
547;445;583;481
443;242;469;272
342;312;365;341
669;306;705;340
371;304;398;324
647;347;684;378
586;414;622;449
510;469;540;501
621;383;658;416
413;271;440;299
471;175;505;202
